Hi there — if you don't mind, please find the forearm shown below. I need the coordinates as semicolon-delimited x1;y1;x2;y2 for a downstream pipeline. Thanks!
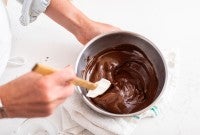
17;0;119;43
45;0;92;38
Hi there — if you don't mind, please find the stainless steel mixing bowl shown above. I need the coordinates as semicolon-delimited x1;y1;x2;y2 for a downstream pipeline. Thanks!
75;31;167;117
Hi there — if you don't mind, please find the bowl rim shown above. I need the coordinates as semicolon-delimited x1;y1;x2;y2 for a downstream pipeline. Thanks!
75;30;168;117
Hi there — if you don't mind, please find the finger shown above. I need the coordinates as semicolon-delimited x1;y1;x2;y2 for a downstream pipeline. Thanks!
60;83;75;98
5;100;63;118
46;65;76;85
26;99;66;117
46;80;75;102
49;83;75;101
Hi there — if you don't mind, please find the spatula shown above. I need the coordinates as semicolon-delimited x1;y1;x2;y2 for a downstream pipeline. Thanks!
32;63;111;98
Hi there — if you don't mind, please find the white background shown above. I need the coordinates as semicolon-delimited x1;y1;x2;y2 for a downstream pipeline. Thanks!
0;0;200;134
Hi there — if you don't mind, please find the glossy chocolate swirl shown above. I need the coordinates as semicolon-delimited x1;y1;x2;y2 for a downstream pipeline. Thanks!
84;44;158;114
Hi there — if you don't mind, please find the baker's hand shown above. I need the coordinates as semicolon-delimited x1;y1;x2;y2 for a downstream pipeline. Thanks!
76;21;120;44
0;66;75;118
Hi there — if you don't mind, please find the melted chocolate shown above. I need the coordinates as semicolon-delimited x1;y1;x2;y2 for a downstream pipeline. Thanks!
84;44;158;114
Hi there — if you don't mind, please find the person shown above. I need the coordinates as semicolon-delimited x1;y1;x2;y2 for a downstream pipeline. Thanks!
0;0;119;118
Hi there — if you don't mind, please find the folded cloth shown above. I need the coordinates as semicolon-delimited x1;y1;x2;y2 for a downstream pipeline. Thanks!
17;0;50;26
61;49;178;135
61;94;160;135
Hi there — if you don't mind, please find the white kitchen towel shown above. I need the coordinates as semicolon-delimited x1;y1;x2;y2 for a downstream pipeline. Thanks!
61;49;178;135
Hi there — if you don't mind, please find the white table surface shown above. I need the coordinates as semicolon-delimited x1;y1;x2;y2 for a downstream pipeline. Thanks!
1;0;200;134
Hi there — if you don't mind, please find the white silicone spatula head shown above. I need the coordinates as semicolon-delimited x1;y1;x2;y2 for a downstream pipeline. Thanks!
86;78;111;98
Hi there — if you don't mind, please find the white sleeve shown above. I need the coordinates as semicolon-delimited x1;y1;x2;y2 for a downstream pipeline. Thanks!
17;0;51;26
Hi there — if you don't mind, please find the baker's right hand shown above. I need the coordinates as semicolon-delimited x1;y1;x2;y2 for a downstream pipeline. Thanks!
0;66;75;118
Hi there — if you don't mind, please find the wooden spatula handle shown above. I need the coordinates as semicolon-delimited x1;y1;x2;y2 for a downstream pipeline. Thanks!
72;77;97;90
32;63;55;75
32;63;97;90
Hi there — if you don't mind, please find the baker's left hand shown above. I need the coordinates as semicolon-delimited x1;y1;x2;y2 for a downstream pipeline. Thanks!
75;21;120;44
